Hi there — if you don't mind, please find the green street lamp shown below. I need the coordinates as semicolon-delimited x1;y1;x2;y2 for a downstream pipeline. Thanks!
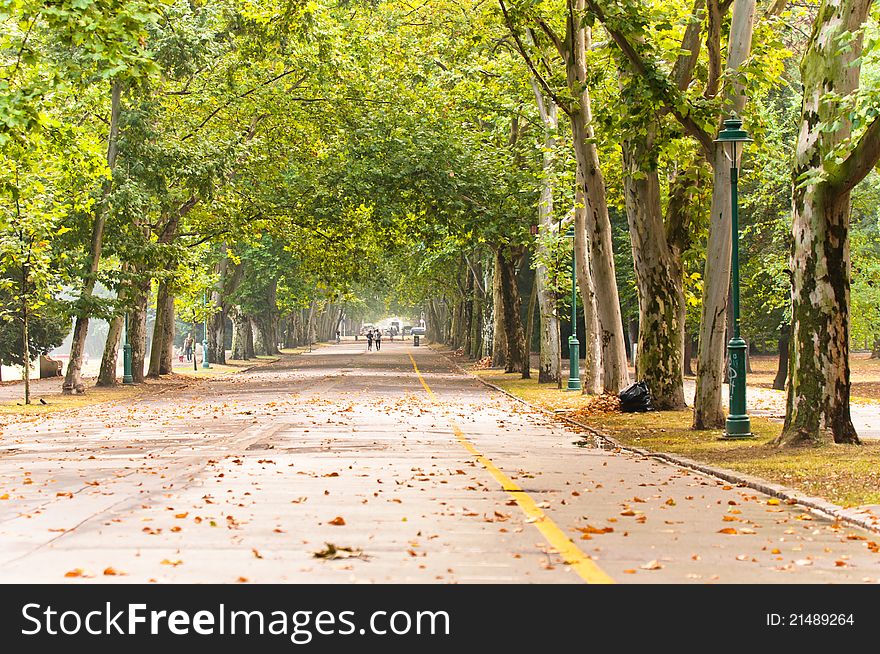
716;113;752;439
564;226;581;391
202;290;211;369
122;313;133;385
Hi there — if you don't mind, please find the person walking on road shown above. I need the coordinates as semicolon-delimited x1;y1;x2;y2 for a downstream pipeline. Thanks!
374;329;382;351
366;329;373;351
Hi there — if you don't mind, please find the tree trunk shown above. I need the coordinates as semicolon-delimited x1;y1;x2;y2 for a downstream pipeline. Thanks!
160;290;175;375
627;319;638;364
462;272;474;355
21;294;30;405
252;318;267;356
871;338;880;359
230;306;250;360
209;309;226;365
305;301;316;350
522;271;537;379
530;79;562;385
694;148;734;428
97;315;123;387
773;327;789;391
496;248;526;374
491;257;508;367
564;11;629;393
693;0;757;428
62;80;122;394
683;334;694;377
469;264;485;360
574;179;602;395
147;280;174;378
129;277;149;383
776;0;875;446
622;136;686;409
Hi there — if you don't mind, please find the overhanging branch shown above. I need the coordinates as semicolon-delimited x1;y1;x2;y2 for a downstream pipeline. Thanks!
830;116;880;195
584;0;714;155
499;0;572;117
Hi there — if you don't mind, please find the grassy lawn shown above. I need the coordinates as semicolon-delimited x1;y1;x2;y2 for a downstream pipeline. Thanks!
0;349;306;420
476;368;880;509
0;383;147;419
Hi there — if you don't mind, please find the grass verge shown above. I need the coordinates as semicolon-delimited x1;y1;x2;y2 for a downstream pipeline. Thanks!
475;368;880;508
0;383;148;419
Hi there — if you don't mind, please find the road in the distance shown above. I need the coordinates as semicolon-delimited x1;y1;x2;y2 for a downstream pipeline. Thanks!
0;340;877;583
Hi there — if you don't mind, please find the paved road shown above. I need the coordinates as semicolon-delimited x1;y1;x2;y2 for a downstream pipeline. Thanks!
0;341;878;583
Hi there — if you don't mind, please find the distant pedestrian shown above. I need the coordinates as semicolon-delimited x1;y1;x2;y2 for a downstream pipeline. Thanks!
184;335;193;362
336;330;341;344
374;329;382;351
366;330;373;351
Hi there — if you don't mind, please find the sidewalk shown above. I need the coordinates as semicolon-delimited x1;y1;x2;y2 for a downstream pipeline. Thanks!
682;380;880;440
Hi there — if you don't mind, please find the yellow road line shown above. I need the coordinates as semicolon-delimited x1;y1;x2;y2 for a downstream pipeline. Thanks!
408;353;614;584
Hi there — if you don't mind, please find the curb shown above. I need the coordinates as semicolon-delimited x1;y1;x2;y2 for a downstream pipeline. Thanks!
433;348;880;536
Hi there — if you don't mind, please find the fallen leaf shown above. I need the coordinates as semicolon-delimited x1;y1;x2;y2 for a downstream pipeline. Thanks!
313;543;366;560
640;560;663;570
718;528;738;535
576;525;614;535
328;516;346;526
64;568;84;578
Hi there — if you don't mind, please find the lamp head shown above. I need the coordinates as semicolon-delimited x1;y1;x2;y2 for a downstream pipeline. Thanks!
715;113;752;145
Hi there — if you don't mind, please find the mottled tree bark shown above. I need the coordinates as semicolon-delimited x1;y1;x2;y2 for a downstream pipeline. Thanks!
529;78;562;385
622;136;686;409
97;315;123;387
147;282;175;377
775;0;877;446
229;306;250;360
573;178;602;395
252;318;267;356
693;0;756;428
564;16;629;392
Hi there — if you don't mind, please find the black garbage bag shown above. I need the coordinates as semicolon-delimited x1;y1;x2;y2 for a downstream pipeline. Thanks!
619;380;653;413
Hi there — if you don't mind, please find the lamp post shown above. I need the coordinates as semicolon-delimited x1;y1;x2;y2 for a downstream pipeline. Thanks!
564;226;581;391
122;313;133;385
202;290;211;369
716;113;752;439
